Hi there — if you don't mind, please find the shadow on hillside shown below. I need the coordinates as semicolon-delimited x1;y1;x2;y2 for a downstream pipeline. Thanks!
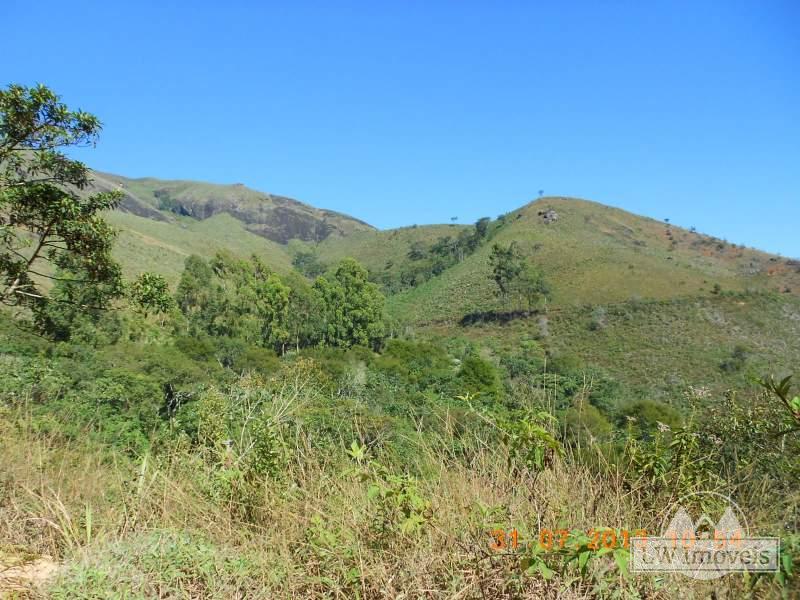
459;310;536;326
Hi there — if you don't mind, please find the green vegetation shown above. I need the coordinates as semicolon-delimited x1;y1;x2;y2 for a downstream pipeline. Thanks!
314;258;385;349
488;241;549;311
106;211;295;285
1;319;797;596
129;272;173;317
0;84;122;308
386;198;800;324
0;83;798;598
173;252;385;354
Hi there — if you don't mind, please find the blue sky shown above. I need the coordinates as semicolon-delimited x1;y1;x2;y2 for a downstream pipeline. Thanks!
3;1;798;256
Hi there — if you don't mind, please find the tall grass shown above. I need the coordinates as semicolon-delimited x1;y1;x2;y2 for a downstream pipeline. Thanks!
2;389;794;599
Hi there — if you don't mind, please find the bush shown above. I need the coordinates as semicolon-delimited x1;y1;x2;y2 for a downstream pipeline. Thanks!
457;354;502;401
618;399;682;438
175;334;217;362
499;342;545;380
373;339;453;389
72;370;165;452
719;344;749;373
563;400;613;444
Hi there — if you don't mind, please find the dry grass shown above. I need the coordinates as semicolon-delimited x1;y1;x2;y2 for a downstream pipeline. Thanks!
0;404;792;599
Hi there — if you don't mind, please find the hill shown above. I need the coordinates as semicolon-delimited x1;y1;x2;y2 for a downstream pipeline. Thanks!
106;211;294;283
93;174;799;311
380;197;799;324
5;182;800;598
307;197;800;400
83;179;800;398
89;170;373;243
86;170;374;282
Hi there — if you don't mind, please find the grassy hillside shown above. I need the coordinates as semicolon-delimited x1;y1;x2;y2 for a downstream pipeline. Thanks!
78;187;800;410
430;292;800;401
386;197;799;324
90;170;374;245
99;184;799;317
316;223;471;285
103;193;800;400
107;211;293;284
3;189;799;597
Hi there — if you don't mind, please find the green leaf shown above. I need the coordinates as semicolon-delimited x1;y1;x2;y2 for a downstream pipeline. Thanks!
399;513;425;534
537;561;555;580
366;484;382;500
781;551;793;576
578;550;591;572
614;548;630;578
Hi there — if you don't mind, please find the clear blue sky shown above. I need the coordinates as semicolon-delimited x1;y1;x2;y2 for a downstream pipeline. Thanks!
3;1;798;256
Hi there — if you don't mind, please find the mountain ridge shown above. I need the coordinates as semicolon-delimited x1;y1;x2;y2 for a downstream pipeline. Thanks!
88;170;375;244
86;169;800;317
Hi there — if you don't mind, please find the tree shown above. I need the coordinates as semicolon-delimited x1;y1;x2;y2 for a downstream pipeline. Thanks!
129;272;174;317
314;258;385;349
176;254;215;317
430;236;456;259
0;84;122;309
456;228;475;261
31;256;123;343
174;253;299;353
258;273;291;353
283;271;323;351
510;263;549;310
292;250;325;277
474;217;491;239
489;243;548;310
206;251;264;342
407;241;426;261
488;242;524;300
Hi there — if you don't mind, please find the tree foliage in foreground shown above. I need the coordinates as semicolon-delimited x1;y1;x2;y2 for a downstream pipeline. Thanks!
0;83;123;308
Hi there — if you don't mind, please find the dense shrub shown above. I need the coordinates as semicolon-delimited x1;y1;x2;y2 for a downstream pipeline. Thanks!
563;400;614;444
373;339;453;389
457;354;502;401
618;399;682;438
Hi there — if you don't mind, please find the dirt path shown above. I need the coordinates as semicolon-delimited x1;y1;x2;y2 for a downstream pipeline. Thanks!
0;553;58;598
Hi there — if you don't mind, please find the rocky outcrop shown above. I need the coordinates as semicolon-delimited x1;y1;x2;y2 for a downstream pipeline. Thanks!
538;209;559;224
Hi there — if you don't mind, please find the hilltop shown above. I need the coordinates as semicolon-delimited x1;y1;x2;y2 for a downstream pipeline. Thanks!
90;171;373;243
372;197;799;324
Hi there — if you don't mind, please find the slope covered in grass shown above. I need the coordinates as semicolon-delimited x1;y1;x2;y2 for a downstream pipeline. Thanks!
432;292;800;402
315;223;470;282
92;170;374;244
107;211;293;284
387;197;799;324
